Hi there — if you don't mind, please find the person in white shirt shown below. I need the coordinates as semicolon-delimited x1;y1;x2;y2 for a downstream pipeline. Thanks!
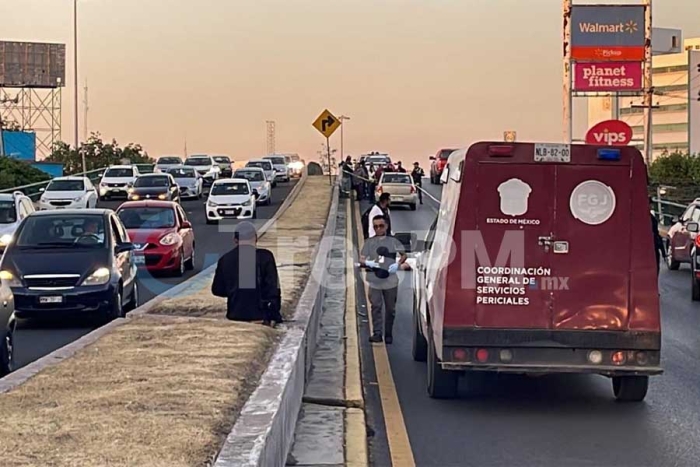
368;193;392;238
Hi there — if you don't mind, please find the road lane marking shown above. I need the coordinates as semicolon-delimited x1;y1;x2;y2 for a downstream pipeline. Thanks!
353;202;416;467
345;201;365;408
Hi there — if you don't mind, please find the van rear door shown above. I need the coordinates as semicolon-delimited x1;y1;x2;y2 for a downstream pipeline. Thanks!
551;161;631;330
474;162;555;329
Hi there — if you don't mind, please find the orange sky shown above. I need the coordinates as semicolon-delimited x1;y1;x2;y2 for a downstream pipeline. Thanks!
1;0;699;167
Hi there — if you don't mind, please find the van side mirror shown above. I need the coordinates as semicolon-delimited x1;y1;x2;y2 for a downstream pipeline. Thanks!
687;222;699;233
115;242;135;254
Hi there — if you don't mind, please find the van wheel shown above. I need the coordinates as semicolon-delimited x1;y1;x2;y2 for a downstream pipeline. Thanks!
666;241;680;270
409;203;417;211
411;298;427;362
427;324;458;399
612;375;648;402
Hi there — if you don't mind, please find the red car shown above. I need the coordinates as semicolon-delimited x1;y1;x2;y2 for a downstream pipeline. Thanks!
116;200;195;276
429;148;457;184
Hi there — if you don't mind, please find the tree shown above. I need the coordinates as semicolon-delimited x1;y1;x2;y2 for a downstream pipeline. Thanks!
45;132;153;174
0;156;51;191
648;150;700;202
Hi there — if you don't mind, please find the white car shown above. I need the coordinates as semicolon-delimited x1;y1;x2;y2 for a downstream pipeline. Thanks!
98;165;140;200
154;155;184;173
184;155;221;187
233;167;272;206
246;159;277;187
205;178;257;224
0;191;34;253
38;176;99;211
263;155;290;183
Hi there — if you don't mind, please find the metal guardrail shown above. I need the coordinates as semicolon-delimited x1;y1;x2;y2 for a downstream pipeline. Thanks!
0;167;107;202
651;197;687;228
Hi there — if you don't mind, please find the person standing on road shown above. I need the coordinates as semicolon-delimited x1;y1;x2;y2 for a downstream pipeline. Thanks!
211;221;283;326
341;156;353;198
368;193;392;238
395;161;407;173
360;214;406;344
367;163;377;203
650;198;665;274
411;162;425;205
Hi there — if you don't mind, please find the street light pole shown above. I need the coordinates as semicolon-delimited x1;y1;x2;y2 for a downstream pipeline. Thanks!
74;0;84;173
339;115;350;162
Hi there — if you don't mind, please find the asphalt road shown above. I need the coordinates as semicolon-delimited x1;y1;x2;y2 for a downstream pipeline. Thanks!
13;180;298;370
359;182;700;467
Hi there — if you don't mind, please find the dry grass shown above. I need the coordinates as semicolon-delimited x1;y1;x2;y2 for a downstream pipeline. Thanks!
0;315;279;467
150;176;332;320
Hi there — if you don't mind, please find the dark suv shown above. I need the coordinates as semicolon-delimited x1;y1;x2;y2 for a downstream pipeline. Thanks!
0;209;139;324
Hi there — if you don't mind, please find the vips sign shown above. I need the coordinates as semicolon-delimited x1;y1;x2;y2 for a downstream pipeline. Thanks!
573;62;643;92
585;120;633;146
571;5;646;61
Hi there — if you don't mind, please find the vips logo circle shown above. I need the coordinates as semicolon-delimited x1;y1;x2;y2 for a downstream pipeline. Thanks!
585;119;633;146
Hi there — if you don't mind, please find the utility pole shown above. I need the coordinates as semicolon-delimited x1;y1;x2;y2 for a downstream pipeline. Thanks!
184;133;188;157
563;0;573;143
638;0;654;164
83;78;88;141
266;120;276;155
339;115;350;161
74;0;85;174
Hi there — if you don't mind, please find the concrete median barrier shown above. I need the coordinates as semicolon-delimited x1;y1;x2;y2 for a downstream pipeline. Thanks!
0;173;342;466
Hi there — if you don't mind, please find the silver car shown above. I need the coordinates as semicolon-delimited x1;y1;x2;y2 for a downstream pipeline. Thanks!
263;155;290;183
155;156;184;173
234;168;272;206
166;166;203;199
246;159;277;187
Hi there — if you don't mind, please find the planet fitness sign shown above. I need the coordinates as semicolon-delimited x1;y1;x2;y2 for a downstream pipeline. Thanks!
571;5;646;61
573;62;642;92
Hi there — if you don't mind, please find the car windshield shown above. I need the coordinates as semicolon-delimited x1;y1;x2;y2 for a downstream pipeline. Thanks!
137;164;155;174
211;182;249;196
0;200;17;224
247;161;272;170
382;173;412;184
234;170;264;182
439;149;455;159
213;157;230;163
16;215;106;248
118;207;176;229
266;157;285;165
185;158;211;166
168;167;196;178
134;176;170;188
104;168;134;177
46;180;85;191
157;157;182;165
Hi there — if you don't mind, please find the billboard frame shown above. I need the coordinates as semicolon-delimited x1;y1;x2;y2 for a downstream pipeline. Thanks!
0;41;66;89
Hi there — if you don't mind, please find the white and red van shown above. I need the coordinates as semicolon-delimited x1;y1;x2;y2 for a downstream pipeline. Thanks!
409;142;661;402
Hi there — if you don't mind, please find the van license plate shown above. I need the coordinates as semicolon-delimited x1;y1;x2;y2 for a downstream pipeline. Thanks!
534;143;571;163
39;296;63;304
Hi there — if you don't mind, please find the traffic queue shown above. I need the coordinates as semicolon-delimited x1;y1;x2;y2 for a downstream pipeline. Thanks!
0;153;304;377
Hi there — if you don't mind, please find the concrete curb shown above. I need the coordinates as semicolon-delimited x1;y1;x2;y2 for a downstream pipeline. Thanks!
214;178;341;467
0;174;309;395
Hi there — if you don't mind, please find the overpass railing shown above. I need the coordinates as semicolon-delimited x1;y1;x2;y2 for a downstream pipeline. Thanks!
0;167;107;202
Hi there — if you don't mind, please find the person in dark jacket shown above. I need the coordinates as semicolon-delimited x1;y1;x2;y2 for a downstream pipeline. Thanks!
650;198;666;274
211;221;282;325
411;162;425;204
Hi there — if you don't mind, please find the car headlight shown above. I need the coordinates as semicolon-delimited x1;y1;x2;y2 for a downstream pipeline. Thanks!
73;196;83;202
160;233;179;246
208;200;218;207
243;199;252;206
158;193;167;200
0;270;21;287
81;267;110;286
127;188;134;194
0;234;12;247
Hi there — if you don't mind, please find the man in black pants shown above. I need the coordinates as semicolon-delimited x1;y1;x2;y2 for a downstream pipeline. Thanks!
360;215;406;343
411;162;425;204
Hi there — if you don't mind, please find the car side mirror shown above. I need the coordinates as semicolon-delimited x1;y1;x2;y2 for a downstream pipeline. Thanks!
115;242;135;254
181;221;192;229
39;187;45;192
687;222;699;233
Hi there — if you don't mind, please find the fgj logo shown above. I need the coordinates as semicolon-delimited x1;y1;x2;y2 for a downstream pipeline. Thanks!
585;120;633;146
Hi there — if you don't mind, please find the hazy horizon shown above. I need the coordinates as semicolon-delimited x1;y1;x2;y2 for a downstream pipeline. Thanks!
2;0;699;167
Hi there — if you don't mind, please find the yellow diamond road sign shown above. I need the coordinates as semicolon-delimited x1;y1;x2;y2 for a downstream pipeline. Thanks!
312;109;341;139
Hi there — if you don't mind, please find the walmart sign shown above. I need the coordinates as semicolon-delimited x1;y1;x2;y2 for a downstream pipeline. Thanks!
571;5;645;47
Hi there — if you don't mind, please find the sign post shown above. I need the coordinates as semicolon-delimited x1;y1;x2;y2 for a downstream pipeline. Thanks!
312;109;341;185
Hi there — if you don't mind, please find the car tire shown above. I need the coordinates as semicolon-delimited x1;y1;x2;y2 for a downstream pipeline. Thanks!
104;290;124;324
0;327;15;377
692;262;700;301
411;297;428;362
612;375;648;402
427;323;458;399
666;240;680;270
185;245;195;271
206;218;217;225
410;203;417;211
125;280;139;312
174;250;186;277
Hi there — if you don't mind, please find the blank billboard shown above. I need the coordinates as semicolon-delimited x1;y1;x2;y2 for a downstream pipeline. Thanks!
0;41;66;88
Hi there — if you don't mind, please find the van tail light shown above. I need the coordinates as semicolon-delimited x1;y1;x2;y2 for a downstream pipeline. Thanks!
611;351;626;366
475;348;489;363
488;145;514;156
